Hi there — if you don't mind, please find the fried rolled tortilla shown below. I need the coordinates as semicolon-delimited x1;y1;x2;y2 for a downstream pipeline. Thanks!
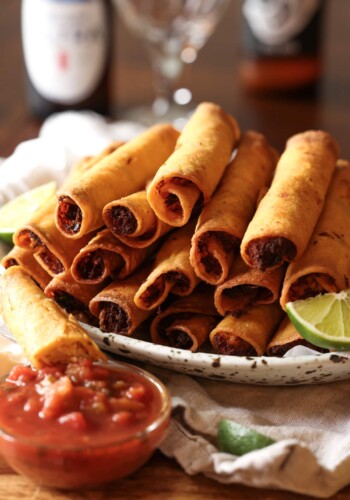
134;221;200;310
280;161;350;309
55;124;179;238
44;269;106;325
150;285;219;351
71;228;154;284
214;256;286;316
210;303;284;356
190;131;278;284
66;141;125;183
147;102;240;227
103;190;172;248
0;266;106;367
266;316;323;356
89;267;153;336
241;130;339;271
1;246;51;290
13;198;93;277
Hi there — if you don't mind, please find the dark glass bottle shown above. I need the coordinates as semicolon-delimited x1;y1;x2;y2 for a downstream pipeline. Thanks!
21;0;113;118
239;0;326;94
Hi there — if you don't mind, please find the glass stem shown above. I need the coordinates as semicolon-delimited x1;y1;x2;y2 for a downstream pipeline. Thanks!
146;45;184;117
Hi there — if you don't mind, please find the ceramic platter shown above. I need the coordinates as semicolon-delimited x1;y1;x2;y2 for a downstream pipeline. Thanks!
84;323;350;386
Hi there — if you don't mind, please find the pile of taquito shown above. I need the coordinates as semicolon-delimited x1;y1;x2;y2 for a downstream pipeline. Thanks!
1;101;347;360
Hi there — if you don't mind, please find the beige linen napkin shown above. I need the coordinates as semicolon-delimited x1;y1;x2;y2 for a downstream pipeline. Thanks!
153;369;350;498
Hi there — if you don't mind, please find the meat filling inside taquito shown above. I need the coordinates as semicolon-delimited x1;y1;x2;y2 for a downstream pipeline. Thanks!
241;130;339;270
266;316;326;356
150;285;218;351
1;246;51;290
134;221;200;310
44;269;106;325
103;190;171;248
190;131;278;285
210;303;284;356
214;256;286;316
147;102;240;227
71;228;155;284
89;267;152;336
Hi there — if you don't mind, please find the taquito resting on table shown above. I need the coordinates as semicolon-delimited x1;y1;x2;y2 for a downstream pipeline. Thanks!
71;228;155;284
103;190;172;248
214;255;286;316
134;221;200;311
13;198;93;277
266;316;325;357
190;131;278;284
210;303;284;356
150;285;219;351
241;130;339;271
0;266;106;367
147;102;240;227
44;269;106;325
89;266;153;336
280;160;350;309
1;246;51;290
55;124;179;238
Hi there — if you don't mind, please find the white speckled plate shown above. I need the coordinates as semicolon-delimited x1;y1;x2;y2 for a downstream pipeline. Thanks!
83;324;350;386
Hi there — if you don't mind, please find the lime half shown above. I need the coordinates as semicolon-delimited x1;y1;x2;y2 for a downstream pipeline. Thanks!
217;419;276;456
0;181;56;244
286;291;350;351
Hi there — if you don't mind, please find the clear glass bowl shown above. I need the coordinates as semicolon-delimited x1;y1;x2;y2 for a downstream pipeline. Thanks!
0;360;171;489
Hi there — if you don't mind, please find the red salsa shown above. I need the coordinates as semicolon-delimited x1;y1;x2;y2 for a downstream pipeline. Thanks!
0;359;170;489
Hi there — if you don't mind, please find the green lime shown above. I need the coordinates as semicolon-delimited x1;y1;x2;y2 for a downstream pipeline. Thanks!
217;419;276;456
286;291;350;351
0;181;56;245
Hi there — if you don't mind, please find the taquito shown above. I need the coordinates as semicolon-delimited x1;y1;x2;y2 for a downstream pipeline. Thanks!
266;316;324;356
150;285;218;351
147;102;240;227
214;256;286;316
103;190;172;248
0;266;106;367
55;124;180;238
71;228;154;284
44;269;106;324
134;221;200;310
241;130;339;270
89;267;153;336
12;143;123;277
190;131;278;284
280;161;350;309
13;198;93;277
66;141;125;183
210;303;283;356
1;246;51;290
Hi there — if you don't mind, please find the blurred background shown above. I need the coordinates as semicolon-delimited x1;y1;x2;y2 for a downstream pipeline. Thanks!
1;0;350;157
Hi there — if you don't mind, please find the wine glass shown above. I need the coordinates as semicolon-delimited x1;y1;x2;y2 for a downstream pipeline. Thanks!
114;0;230;126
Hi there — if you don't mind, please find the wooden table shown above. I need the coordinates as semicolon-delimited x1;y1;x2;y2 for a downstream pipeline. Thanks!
1;1;350;498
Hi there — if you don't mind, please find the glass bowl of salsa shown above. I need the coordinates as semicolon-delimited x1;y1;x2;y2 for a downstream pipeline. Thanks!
0;358;171;489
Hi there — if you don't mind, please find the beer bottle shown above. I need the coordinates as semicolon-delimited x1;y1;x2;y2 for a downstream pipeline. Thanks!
21;0;113;118
239;0;326;94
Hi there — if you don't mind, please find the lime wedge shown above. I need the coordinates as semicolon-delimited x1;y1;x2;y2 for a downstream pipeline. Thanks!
0;181;56;244
286;291;350;351
217;419;276;456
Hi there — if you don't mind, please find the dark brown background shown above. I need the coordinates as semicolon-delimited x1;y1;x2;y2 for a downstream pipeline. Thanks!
1;1;350;498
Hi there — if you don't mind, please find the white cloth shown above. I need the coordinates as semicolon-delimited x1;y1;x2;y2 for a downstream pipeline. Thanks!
152;368;350;498
1;111;350;498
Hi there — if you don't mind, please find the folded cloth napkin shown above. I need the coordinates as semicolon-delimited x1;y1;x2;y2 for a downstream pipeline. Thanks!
1;111;350;498
150;368;350;498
